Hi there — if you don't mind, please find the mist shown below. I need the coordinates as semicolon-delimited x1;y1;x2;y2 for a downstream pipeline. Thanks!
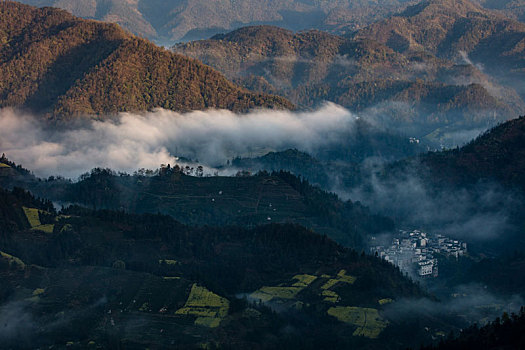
384;284;523;326
0;104;359;178
343;160;521;243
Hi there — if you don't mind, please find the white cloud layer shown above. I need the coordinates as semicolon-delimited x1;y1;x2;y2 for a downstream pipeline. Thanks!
0;103;357;178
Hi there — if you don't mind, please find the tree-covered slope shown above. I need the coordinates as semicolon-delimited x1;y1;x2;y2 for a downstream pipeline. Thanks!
417;116;525;189
0;1;292;118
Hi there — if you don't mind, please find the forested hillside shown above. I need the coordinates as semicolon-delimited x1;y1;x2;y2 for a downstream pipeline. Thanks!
420;116;525;188
0;1;292;118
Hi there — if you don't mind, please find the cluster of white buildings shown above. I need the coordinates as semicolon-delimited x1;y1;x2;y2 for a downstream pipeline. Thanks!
370;230;467;278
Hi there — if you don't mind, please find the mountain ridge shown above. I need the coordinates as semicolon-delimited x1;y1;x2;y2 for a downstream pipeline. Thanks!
0;1;293;118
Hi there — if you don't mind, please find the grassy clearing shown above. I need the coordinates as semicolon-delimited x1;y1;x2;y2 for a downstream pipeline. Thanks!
378;298;393;305
321;269;356;290
176;284;229;328
0;163;11;168
327;306;387;339
0;251;26;269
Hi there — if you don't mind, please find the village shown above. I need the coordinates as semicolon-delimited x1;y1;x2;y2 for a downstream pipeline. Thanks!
369;230;468;278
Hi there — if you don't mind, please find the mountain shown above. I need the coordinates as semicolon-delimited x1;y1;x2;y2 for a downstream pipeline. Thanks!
17;0;417;43
175;25;524;145
420;115;525;189
0;1;292;118
354;0;525;98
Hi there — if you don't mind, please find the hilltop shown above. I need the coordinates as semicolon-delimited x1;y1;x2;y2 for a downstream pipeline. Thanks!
0;1;292;118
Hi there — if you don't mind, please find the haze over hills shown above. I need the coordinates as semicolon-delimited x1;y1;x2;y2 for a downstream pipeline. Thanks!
18;0;418;43
0;1;292;118
175;24;525;146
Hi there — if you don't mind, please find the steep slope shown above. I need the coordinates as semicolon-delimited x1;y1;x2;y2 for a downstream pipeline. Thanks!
0;1;292;118
18;0;417;43
175;25;524;144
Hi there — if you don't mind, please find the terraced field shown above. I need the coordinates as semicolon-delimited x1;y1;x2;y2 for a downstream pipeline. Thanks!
327;306;388;339
175;284;230;328
250;274;317;302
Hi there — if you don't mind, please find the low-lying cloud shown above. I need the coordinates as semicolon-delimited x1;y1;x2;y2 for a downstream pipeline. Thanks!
0;103;358;178
343;161;520;243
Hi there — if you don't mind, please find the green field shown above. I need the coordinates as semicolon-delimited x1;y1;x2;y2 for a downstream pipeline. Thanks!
176;284;230;328
0;162;10;168
327;306;387;339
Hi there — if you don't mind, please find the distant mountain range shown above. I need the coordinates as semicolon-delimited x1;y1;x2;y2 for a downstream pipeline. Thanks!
18;0;418;43
174;8;525;145
16;0;525;45
355;0;525;92
0;1;292;118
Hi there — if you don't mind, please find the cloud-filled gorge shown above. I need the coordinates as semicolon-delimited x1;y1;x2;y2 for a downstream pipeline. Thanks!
0;104;358;178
